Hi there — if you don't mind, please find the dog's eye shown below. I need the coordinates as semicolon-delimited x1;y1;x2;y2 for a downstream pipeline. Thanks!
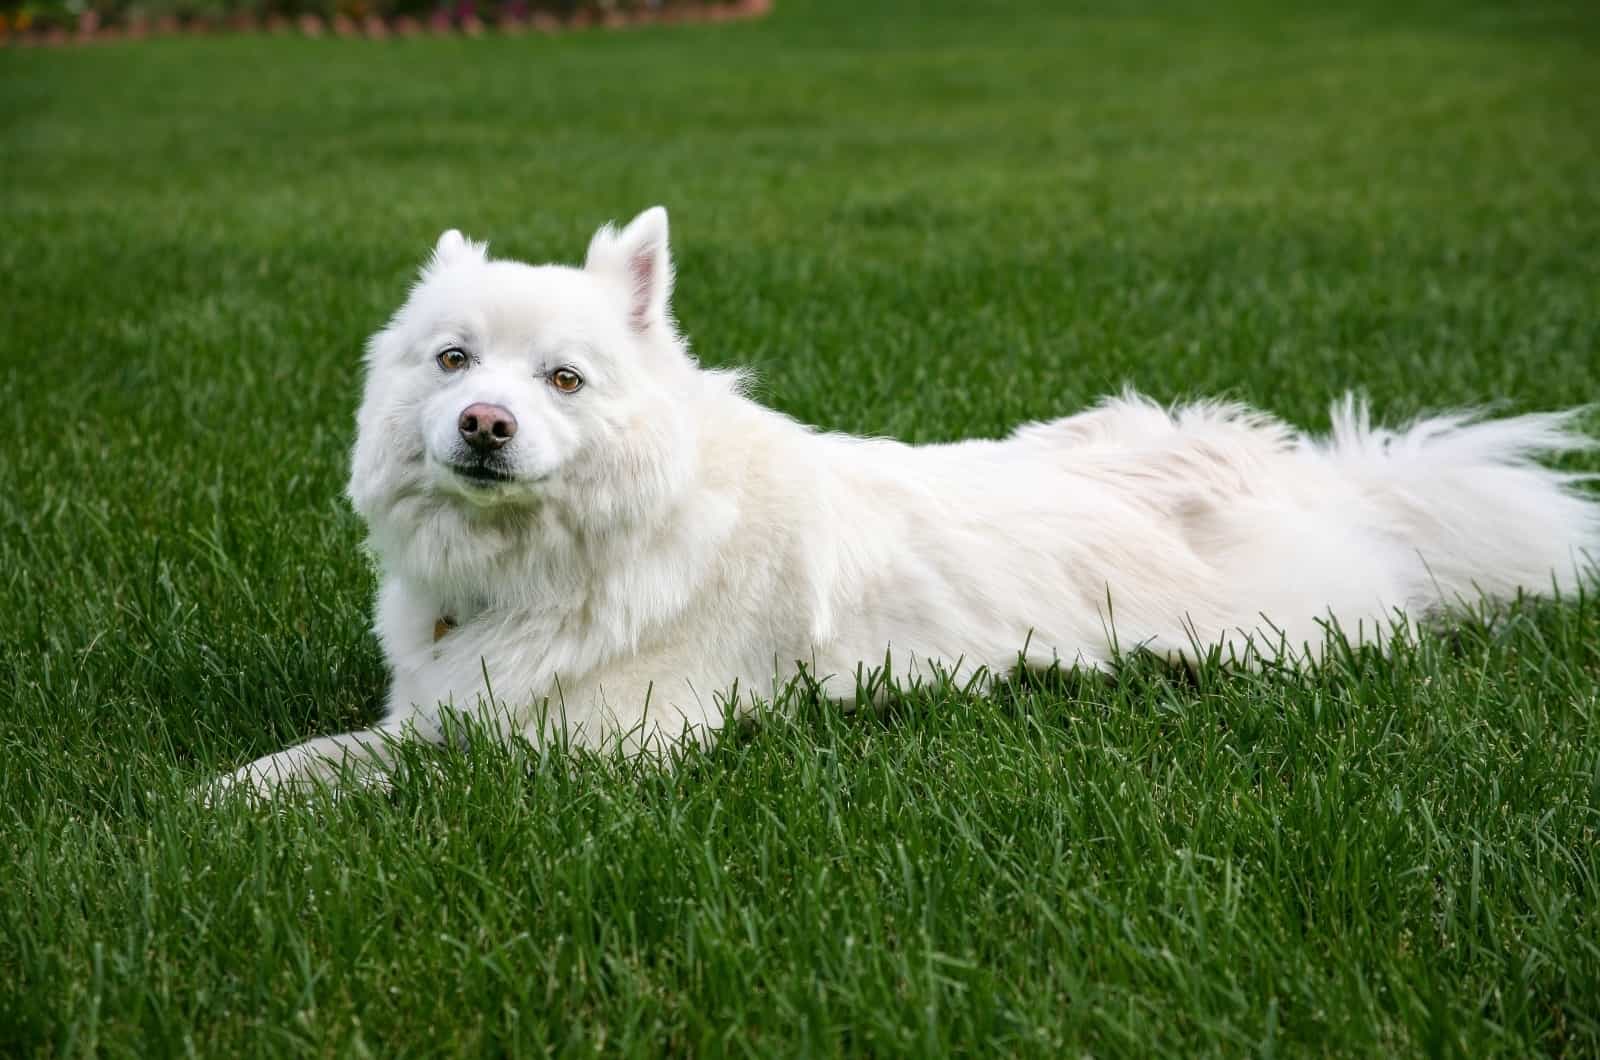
549;367;584;394
436;347;470;372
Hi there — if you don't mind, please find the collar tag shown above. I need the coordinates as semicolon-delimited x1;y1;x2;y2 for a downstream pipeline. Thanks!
433;615;457;643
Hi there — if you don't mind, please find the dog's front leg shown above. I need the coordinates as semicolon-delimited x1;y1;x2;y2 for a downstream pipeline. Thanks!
207;719;430;804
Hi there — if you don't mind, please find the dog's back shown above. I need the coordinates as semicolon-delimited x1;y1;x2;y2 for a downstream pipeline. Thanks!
797;393;1598;675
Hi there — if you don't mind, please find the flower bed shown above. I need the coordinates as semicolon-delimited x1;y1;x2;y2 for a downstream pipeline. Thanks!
1;0;769;44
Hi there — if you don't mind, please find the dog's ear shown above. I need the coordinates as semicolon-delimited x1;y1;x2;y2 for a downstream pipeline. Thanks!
585;206;674;335
421;229;487;278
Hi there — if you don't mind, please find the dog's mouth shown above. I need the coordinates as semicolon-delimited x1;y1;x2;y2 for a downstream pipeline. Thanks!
447;461;516;487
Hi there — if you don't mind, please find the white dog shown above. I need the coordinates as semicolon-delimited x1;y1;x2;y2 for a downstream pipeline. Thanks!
218;207;1599;798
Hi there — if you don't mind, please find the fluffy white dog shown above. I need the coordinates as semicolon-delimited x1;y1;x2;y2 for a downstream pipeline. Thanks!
219;207;1599;797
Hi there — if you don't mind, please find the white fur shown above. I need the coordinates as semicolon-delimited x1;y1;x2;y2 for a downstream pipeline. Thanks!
215;208;1600;798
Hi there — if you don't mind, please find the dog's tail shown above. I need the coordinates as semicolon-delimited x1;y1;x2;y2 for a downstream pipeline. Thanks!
1314;396;1600;610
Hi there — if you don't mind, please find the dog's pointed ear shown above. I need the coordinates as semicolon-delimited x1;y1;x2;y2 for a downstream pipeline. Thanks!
421;229;487;278
585;206;674;335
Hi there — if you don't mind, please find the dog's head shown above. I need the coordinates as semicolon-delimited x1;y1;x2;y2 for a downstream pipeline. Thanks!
349;207;705;577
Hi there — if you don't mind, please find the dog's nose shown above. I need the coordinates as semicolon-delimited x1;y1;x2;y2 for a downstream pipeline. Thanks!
458;403;518;452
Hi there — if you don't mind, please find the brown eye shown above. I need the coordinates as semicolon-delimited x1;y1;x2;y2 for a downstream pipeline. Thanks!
549;367;584;393
436;347;469;372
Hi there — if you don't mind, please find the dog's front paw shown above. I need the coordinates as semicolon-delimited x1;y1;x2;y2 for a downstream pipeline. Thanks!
193;765;263;809
195;752;304;808
197;744;396;808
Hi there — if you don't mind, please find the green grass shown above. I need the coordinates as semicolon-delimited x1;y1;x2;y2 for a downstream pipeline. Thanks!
5;0;1600;1054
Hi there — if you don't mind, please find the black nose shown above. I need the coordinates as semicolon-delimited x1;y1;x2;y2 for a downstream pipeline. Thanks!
458;403;518;452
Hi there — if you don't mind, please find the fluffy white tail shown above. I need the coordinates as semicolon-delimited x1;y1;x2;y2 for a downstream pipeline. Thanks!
1317;397;1600;613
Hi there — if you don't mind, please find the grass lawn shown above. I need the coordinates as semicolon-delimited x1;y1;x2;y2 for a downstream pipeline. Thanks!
5;0;1600;1053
